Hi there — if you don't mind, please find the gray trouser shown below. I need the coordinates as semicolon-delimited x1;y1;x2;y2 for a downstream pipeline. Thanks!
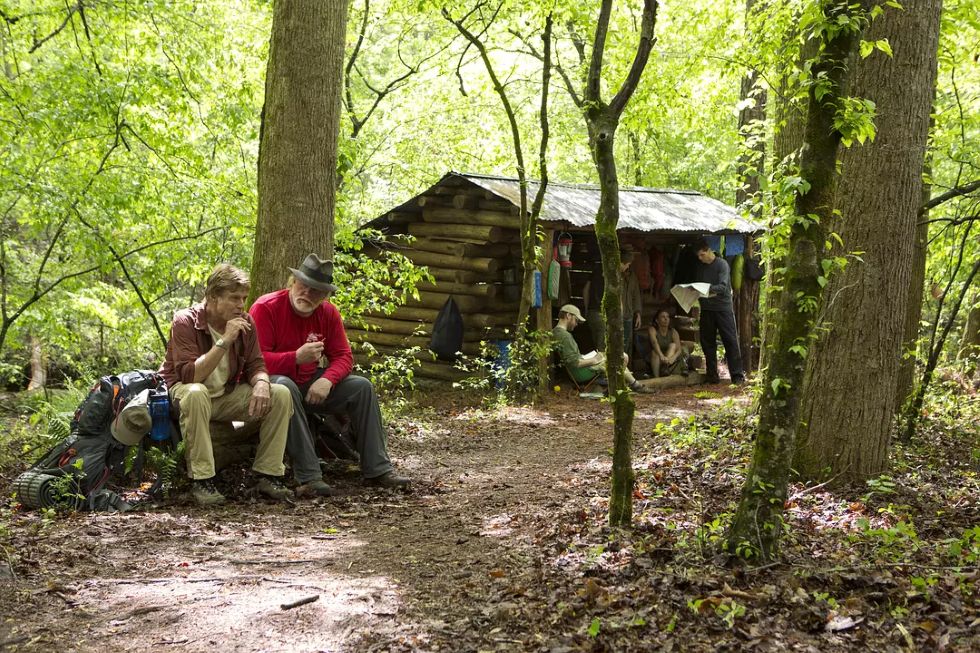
270;373;394;481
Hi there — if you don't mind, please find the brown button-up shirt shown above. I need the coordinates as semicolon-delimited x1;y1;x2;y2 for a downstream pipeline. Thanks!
160;302;267;391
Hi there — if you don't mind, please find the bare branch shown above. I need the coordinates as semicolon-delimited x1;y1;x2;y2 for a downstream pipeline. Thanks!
584;0;613;107
920;179;980;215
608;0;658;117
27;2;80;54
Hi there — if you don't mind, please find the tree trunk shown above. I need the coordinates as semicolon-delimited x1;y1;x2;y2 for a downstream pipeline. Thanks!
728;0;868;561
736;0;767;375
896;181;930;409
250;0;349;301
960;296;980;361
27;336;46;392
581;0;657;528
794;0;943;483
758;30;814;372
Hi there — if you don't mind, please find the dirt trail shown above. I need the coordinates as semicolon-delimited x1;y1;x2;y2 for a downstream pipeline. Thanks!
0;390;717;652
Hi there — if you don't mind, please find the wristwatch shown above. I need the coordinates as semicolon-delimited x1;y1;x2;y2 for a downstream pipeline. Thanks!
215;337;228;350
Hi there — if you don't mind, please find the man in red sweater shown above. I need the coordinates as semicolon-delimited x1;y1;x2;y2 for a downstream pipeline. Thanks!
249;254;411;494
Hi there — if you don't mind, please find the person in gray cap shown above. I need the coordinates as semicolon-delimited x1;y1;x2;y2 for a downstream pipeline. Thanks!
552;304;652;393
250;254;411;494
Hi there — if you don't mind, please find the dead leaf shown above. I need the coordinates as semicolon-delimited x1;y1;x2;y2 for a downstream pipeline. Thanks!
825;614;864;632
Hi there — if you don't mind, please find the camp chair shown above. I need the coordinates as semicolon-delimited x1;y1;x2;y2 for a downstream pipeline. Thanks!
554;351;600;392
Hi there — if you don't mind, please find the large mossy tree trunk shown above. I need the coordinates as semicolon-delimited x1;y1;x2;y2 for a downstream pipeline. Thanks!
581;0;657;528
794;0;943;483
250;0;350;300
728;0;869;561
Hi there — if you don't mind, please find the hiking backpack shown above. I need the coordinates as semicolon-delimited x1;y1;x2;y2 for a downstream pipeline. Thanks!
13;370;169;512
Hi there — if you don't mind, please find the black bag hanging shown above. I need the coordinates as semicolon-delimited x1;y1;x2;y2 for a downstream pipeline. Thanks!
430;297;464;361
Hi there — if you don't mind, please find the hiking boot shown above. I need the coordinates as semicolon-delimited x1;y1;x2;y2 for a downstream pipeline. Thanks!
254;474;292;501
191;478;226;506
295;479;336;498
705;374;721;384
630;382;655;394
731;375;746;386
364;471;412;490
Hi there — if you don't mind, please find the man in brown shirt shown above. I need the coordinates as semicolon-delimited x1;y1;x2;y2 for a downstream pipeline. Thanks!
161;264;292;506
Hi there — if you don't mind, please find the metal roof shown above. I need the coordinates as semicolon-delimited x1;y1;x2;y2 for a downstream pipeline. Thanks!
372;172;763;234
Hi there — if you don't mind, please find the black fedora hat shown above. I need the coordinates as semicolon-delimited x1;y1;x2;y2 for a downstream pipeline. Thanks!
289;254;338;293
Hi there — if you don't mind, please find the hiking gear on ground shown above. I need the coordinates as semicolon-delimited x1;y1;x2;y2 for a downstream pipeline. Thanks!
192;478;226;506
14;370;169;512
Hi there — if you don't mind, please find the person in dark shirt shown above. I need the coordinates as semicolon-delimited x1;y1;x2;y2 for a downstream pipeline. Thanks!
694;238;745;385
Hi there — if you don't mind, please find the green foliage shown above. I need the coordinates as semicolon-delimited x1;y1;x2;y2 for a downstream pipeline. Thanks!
354;343;423;418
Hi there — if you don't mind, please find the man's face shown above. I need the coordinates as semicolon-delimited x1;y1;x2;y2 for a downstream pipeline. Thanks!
567;315;580;331
289;280;330;316
209;288;248;324
696;248;715;264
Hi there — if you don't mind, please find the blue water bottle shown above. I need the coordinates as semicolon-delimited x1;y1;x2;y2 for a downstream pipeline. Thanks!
149;391;170;442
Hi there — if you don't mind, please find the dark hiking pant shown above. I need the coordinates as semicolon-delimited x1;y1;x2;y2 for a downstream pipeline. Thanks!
270;372;394;482
699;308;744;381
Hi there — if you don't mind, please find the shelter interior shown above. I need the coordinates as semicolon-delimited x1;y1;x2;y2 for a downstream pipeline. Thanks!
355;172;762;382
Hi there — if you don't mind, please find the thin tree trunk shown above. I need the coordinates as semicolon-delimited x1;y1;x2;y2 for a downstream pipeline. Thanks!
251;0;349;300
581;0;657;528
960;297;980;361
728;0;869;561
736;0;766;376
27;336;46;392
759;30;815;372
794;0;943;483
896;175;931;409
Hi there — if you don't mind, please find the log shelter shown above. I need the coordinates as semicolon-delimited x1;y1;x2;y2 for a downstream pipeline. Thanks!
354;172;765;382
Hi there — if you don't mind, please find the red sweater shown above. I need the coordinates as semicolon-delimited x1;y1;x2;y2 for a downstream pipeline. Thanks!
249;289;354;386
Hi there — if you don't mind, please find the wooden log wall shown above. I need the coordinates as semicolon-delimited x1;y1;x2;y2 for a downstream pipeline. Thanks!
351;181;522;381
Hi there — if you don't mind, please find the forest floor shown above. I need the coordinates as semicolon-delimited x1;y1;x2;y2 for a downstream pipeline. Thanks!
0;382;977;652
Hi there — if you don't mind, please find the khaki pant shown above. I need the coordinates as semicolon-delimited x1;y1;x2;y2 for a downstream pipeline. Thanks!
170;382;291;480
585;352;637;386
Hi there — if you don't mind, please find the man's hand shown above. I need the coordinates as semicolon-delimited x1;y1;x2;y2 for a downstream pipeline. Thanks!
633;312;641;329
248;380;271;418
306;377;333;404
223;317;251;343
296;341;325;365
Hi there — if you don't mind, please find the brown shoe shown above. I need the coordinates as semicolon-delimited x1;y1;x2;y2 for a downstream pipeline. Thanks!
254;474;292;501
364;471;411;490
296;479;336;498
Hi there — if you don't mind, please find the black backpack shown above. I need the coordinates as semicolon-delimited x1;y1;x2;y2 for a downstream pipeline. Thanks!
13;370;168;512
429;297;464;361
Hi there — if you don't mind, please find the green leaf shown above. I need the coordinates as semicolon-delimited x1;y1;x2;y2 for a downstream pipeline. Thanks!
817;275;828;288
587;617;601;637
876;39;894;57
859;41;874;58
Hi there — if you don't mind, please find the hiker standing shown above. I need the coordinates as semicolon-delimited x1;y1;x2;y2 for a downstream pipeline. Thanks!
161;263;293;506
693;238;745;385
249;254;411;494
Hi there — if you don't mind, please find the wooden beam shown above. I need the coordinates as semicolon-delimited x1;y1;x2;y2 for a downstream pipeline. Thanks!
366;307;515;328
422;207;521;229
408;222;512;243
390;235;512;258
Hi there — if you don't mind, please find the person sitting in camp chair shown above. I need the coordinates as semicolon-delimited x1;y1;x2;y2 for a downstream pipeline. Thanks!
552;304;653;393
